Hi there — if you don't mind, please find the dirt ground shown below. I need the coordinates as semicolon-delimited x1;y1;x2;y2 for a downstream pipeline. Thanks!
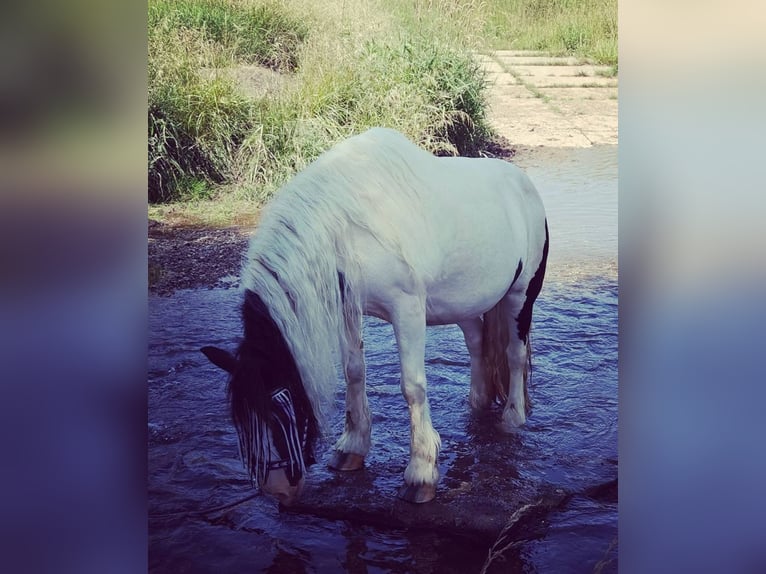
148;219;251;294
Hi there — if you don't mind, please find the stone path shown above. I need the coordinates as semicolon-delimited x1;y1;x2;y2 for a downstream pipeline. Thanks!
476;50;618;148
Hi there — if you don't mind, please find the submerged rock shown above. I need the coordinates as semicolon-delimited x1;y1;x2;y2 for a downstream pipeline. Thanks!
281;444;574;543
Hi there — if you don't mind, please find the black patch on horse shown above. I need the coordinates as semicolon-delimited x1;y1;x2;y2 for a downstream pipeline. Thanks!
516;220;549;343
511;259;523;289
229;289;319;481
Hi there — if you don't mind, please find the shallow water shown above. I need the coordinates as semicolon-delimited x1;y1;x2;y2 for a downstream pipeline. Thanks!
514;145;618;282
149;145;618;573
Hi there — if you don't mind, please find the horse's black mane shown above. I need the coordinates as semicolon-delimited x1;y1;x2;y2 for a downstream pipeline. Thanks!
228;289;319;474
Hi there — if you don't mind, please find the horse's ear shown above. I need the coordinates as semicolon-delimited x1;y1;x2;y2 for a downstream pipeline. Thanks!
201;346;237;374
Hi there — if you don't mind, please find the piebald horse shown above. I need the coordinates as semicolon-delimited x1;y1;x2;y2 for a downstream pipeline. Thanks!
202;128;549;505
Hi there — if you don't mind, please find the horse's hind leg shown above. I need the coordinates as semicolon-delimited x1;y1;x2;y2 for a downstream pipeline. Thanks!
458;318;492;410
501;266;547;430
501;296;531;430
501;221;549;431
392;296;441;503
329;322;371;471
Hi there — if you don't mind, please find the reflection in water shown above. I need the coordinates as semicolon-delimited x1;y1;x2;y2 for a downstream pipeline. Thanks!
266;545;310;574
149;146;618;573
341;523;368;574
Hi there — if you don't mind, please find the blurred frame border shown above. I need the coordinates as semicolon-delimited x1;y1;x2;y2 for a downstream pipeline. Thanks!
0;1;148;572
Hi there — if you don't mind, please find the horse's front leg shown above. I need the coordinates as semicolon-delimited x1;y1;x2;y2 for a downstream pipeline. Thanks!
329;330;371;471
392;297;441;503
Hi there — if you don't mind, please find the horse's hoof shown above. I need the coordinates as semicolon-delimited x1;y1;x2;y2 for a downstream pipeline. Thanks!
499;407;526;432
328;451;365;471
397;483;436;503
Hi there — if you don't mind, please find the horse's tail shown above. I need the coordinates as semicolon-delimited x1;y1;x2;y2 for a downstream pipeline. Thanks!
482;296;538;412
519;219;550;414
482;297;512;406
482;219;549;412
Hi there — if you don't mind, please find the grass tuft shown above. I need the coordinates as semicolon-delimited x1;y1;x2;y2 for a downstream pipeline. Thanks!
484;0;617;65
148;23;256;202
148;0;308;71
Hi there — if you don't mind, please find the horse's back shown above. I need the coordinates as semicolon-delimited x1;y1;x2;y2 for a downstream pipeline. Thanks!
430;156;545;243
327;129;545;260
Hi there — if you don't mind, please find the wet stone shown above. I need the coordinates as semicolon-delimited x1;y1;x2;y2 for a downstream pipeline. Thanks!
284;454;573;542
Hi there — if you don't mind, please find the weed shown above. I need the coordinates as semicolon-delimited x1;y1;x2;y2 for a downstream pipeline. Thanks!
149;0;308;71
148;24;255;202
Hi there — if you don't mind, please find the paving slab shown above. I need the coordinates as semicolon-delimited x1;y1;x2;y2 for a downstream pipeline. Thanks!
478;50;618;148
486;87;536;102
495;55;590;66
484;72;520;87
564;115;619;146
488;99;593;147
553;98;619;120
530;77;616;88
477;59;505;74
494;50;556;58
537;87;618;101
509;64;614;78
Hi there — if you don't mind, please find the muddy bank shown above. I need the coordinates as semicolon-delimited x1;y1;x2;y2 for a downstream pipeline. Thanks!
148;219;250;294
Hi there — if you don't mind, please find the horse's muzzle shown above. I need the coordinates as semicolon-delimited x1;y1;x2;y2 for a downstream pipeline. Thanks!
262;468;305;506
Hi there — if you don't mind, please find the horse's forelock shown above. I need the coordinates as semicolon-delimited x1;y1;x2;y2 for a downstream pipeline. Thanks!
229;289;320;484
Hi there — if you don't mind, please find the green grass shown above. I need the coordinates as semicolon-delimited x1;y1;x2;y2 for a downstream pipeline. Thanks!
148;194;262;228
148;0;492;206
484;0;617;65
148;0;308;70
148;3;300;202
148;32;253;201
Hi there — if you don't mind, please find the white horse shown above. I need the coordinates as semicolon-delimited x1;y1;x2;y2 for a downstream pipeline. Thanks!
202;127;549;505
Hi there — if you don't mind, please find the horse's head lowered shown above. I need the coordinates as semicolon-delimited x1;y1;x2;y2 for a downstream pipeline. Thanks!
201;290;318;506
